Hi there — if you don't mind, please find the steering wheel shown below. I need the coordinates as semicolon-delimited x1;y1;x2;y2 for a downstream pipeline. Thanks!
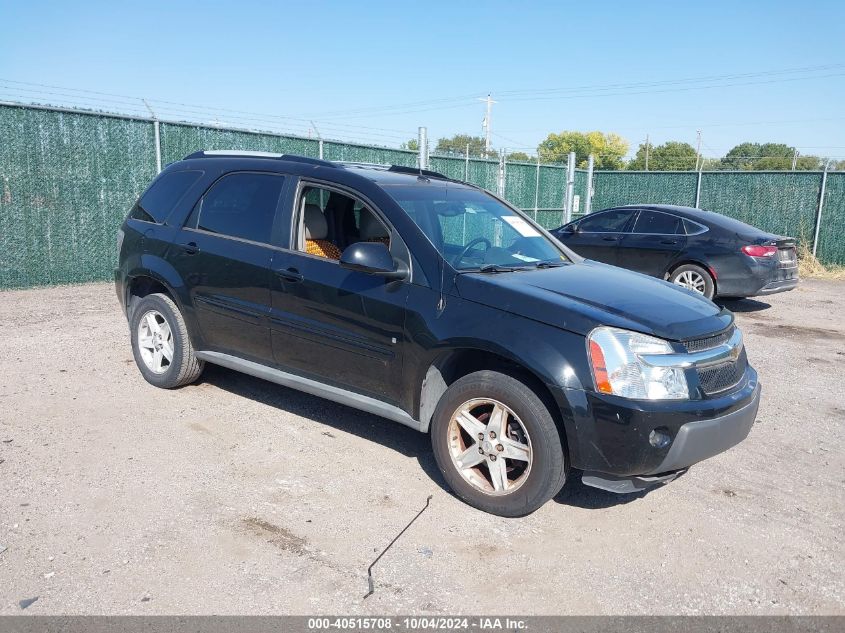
454;237;492;267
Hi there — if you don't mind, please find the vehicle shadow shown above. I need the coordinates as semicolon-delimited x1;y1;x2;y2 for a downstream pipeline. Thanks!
197;364;449;492
717;297;771;313
553;472;650;509
197;364;651;512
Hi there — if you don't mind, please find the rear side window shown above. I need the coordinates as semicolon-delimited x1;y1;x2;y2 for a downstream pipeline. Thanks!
129;170;203;223
632;210;683;235
196;172;285;244
577;209;633;232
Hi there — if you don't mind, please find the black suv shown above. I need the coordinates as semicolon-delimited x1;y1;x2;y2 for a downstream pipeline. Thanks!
116;152;761;517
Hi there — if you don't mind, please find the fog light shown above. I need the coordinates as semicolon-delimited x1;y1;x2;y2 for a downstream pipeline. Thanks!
649;429;672;449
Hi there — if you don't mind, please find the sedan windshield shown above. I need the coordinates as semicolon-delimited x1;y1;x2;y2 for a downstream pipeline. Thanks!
384;184;568;270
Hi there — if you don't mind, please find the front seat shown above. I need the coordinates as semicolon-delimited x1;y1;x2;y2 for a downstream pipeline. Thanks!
303;204;342;260
359;209;390;247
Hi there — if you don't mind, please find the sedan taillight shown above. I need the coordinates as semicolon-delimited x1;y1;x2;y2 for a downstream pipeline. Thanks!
742;245;777;258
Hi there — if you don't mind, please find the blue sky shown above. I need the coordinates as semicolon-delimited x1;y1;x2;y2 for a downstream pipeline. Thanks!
2;0;844;160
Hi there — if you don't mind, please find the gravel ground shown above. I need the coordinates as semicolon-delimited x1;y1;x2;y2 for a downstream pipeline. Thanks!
0;280;843;615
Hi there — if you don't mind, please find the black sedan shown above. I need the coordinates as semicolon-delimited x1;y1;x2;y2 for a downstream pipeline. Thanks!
551;204;799;300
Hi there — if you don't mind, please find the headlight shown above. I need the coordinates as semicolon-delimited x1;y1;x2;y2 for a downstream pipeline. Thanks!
588;327;688;400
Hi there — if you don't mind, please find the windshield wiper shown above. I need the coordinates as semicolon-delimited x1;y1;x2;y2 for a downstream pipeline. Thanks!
473;264;520;273
533;260;566;269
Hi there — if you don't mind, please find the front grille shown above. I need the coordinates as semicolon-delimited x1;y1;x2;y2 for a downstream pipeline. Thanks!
696;352;747;395
683;326;735;353
777;247;798;269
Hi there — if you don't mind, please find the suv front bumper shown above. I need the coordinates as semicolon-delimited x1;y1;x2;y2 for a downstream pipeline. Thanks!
580;383;759;493
556;367;760;492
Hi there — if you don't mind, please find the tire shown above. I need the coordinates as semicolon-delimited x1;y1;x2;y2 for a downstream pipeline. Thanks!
129;293;204;389
669;263;715;300
430;370;567;517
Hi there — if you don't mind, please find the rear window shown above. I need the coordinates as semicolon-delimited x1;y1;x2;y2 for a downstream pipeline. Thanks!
129;170;202;223
196;172;285;244
632;210;683;235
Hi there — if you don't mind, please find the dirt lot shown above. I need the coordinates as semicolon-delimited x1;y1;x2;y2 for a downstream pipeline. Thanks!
0;280;843;615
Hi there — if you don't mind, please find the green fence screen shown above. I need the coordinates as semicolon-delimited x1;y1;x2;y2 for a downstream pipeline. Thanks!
1;102;844;290
0;106;156;289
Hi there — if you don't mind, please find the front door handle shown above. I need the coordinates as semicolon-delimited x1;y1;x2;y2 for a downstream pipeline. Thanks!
181;241;200;255
602;236;618;241
661;239;678;245
276;268;304;283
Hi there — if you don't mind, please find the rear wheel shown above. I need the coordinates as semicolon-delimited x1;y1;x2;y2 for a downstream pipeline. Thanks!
669;263;715;299
430;370;567;517
129;293;204;389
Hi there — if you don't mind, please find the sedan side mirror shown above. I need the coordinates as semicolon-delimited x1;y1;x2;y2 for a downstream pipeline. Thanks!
561;224;577;235
340;242;407;280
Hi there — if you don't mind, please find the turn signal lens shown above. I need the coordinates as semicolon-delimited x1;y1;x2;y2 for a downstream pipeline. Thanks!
589;340;612;394
742;244;777;258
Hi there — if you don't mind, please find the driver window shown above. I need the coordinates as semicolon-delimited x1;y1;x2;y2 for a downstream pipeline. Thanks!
296;185;390;261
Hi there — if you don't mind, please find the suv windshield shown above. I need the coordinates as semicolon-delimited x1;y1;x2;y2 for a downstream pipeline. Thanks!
384;185;567;270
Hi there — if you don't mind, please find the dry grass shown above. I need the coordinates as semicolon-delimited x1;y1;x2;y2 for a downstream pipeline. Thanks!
797;243;845;280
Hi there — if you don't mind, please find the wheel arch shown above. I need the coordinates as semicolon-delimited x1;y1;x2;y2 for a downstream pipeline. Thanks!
418;347;570;462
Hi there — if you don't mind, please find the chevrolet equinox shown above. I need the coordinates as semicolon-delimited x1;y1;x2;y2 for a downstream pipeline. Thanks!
115;152;761;517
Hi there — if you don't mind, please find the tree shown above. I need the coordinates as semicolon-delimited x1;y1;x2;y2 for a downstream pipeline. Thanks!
434;134;496;158
537;131;628;169
833;160;845;171
719;142;821;170
627;141;698;171
507;151;532;162
400;138;419;151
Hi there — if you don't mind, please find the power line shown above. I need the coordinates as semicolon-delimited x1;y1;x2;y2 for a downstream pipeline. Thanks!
493;63;845;98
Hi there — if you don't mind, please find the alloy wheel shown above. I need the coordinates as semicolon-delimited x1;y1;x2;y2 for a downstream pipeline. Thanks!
447;398;532;496
674;270;707;294
136;310;174;374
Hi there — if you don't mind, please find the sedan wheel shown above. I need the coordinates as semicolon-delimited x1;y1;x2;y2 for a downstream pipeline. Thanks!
669;264;715;299
674;270;707;294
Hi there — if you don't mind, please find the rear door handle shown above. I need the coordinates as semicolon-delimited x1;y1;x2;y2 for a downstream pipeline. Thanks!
276;268;303;283
602;236;618;241
181;241;200;255
661;239;678;245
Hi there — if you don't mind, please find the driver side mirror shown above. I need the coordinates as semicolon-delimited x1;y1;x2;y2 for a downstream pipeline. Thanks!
340;241;407;280
560;224;578;235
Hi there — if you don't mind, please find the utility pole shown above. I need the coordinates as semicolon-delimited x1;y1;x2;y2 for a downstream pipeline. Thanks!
694;129;702;171
644;134;650;171
792;149;799;171
479;94;496;157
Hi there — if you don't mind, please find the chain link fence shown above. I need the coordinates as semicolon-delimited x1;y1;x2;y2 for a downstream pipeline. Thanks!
1;102;843;290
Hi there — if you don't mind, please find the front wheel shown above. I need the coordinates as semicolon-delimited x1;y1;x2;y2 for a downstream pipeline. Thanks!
669;264;715;299
430;370;567;517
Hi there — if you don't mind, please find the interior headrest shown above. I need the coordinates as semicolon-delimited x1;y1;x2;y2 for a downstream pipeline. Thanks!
359;209;389;240
304;204;328;240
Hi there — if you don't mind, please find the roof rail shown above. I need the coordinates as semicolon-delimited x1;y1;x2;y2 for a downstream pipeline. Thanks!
387;164;447;179
182;150;335;168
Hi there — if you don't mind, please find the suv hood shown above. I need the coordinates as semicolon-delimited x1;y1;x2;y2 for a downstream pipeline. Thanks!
454;260;733;341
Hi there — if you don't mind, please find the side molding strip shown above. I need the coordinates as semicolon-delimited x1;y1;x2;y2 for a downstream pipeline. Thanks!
195;351;423;432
